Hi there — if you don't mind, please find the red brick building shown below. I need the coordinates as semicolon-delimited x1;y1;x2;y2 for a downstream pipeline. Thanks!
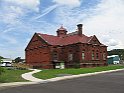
25;24;107;69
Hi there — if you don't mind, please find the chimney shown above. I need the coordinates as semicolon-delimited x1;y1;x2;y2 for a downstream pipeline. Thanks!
77;24;83;36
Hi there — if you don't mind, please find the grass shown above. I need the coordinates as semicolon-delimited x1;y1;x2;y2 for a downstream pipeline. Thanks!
33;65;124;80
0;68;31;83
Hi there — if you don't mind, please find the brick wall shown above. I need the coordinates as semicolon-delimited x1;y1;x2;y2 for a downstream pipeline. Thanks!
25;33;107;69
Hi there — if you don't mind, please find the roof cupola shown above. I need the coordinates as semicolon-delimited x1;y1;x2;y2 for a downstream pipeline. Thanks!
57;25;67;37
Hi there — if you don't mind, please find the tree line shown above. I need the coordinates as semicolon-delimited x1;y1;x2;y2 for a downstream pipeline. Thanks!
108;49;124;60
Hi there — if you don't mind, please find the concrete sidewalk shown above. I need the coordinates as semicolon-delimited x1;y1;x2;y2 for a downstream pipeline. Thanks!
0;68;124;89
21;69;45;82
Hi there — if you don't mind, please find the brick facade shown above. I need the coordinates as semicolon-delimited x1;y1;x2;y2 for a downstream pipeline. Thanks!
25;24;107;69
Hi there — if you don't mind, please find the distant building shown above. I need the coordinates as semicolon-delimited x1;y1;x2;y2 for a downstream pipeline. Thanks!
0;58;13;67
25;24;107;69
107;55;120;64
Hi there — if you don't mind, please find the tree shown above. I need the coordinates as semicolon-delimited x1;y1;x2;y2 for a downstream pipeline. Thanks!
0;56;4;59
14;57;22;63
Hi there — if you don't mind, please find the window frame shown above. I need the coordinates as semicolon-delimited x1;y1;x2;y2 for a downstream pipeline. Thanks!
92;51;95;60
82;51;85;60
103;53;106;60
96;53;99;60
52;51;58;61
68;53;73;61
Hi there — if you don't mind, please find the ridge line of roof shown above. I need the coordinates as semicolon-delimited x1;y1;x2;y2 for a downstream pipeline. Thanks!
37;33;57;37
37;33;52;45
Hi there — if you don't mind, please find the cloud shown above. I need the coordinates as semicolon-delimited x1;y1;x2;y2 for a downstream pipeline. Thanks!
83;0;124;50
0;5;22;25
32;4;58;20
53;0;124;50
102;35;119;46
52;0;81;7
2;27;15;33
101;34;124;51
3;0;40;12
0;0;40;25
0;12;21;25
52;5;91;32
33;0;81;20
1;34;17;44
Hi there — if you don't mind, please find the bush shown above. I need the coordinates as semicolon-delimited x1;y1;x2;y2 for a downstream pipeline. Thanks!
0;67;5;75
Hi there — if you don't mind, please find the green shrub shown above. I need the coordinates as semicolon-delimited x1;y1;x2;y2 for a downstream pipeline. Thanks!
0;67;5;75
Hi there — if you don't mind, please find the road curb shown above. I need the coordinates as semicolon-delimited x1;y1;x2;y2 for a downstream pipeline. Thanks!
47;68;124;82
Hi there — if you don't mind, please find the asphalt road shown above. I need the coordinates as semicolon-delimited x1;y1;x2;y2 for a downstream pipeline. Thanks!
1;70;124;93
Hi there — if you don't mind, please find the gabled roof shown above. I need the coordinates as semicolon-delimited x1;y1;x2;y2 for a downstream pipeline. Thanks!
37;33;98;46
35;24;106;46
88;35;101;45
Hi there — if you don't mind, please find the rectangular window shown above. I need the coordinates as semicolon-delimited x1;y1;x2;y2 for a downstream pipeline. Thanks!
53;54;57;60
68;54;73;61
103;53;106;60
92;52;95;60
82;52;85;60
53;51;58;61
96;53;99;59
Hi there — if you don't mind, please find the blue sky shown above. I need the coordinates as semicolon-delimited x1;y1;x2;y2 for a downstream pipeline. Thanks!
0;0;124;59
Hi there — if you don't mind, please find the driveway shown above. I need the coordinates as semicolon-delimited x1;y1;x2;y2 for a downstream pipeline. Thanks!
0;70;124;93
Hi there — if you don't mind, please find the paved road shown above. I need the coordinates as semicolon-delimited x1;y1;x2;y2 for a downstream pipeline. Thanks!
1;70;124;93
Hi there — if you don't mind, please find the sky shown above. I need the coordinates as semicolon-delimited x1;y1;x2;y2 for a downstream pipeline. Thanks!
0;0;124;59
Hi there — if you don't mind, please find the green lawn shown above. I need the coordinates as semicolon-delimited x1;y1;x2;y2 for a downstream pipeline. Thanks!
33;65;124;80
0;68;31;83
